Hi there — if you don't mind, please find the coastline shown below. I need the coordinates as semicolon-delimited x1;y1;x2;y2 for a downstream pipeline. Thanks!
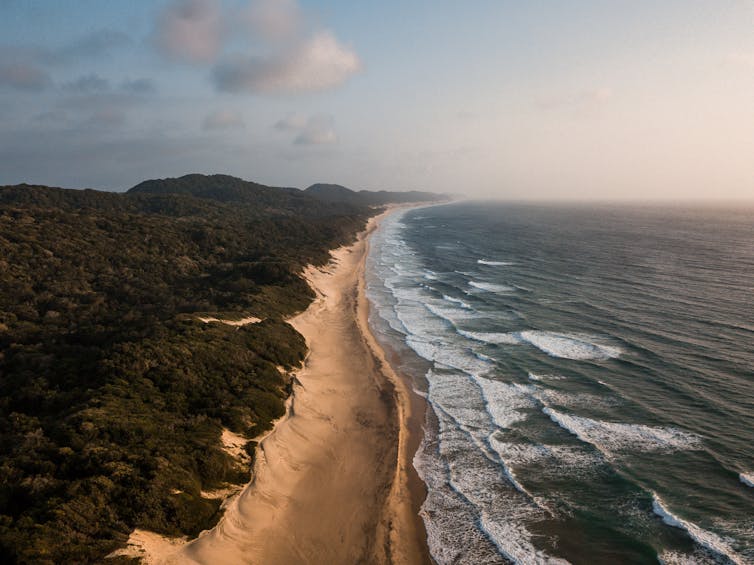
127;205;431;564
356;207;432;565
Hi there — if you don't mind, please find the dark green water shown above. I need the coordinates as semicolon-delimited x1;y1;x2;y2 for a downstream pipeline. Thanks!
366;202;754;564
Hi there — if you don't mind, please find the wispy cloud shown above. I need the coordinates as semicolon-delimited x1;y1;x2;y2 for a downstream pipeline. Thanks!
62;74;156;96
0;63;51;91
63;73;110;94
202;109;245;130
120;78;157;94
86;108;126;129
33;109;69;124
154;0;224;63
274;113;337;145
0;28;133;93
274;112;308;131
60;29;131;59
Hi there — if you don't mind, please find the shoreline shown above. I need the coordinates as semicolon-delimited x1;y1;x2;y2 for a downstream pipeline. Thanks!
124;205;431;564
356;207;432;565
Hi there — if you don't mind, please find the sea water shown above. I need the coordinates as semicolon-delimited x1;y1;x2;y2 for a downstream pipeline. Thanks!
365;202;754;564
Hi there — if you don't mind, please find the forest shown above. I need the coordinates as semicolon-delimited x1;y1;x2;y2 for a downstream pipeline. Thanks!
0;175;389;563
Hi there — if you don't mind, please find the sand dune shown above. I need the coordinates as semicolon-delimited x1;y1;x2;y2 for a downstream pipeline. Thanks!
156;208;430;564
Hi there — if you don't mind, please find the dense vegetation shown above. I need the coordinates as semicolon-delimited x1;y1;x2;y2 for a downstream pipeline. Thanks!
0;175;382;563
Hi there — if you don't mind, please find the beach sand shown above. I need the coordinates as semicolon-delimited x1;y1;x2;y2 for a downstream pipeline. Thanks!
155;208;430;564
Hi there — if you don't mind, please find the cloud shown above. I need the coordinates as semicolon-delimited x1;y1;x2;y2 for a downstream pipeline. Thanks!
86;108;126;128
213;31;359;93
33;110;69;124
120;78;157;94
243;0;303;41
1;29;130;70
274;113;337;145
202;110;245;130
0;28;132;93
61;29;131;59
295;124;337;145
274;112;308;131
0;63;51;91
63;75;157;95
64;73;110;93
154;0;223;63
151;0;360;94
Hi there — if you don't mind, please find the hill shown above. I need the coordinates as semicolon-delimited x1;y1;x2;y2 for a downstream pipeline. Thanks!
305;182;448;206
129;173;305;212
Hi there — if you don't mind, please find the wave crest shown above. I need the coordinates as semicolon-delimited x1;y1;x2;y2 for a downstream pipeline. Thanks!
544;408;702;454
652;494;746;565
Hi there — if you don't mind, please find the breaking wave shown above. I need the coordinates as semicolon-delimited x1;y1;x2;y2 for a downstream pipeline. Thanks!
652;494;746;565
544;408;703;454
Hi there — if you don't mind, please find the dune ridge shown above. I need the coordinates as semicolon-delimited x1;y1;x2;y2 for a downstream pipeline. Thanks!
132;207;431;564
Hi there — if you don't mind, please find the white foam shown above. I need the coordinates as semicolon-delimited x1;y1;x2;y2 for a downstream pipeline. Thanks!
652;493;746;565
478;259;514;266
426;371;551;509
544;408;703;454
518;331;623;360
425;303;478;327
434;410;568;564
391;285;427;303
426;370;496;437
658;550;719;565
739;473;754;488
395;302;448;341
469;281;516;293
489;437;603;475
473;376;537;429
405;337;439;363
534;389;618;410
458;329;522;345
415;437;526;564
459;330;622;360
442;294;472;309
408;338;495;377
528;372;567;382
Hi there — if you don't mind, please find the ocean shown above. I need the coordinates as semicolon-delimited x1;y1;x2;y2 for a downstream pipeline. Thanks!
365;202;754;564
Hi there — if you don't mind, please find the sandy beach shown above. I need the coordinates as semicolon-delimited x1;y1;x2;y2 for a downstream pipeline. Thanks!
153;208;430;564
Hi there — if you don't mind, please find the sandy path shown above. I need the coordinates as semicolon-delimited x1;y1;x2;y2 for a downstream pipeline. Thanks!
197;316;262;326
166;210;429;565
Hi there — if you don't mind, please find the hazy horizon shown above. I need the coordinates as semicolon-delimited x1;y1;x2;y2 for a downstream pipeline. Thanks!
1;0;753;201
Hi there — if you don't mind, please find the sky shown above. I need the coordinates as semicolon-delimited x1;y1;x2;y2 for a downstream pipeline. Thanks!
1;0;753;200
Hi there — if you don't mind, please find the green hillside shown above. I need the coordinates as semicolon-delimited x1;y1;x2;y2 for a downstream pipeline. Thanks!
0;178;371;563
